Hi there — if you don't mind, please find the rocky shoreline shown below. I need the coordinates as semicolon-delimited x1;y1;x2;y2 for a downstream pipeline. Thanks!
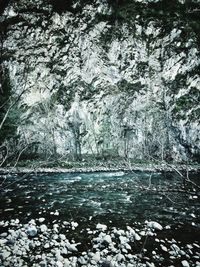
0;163;200;175
0;217;199;267
0;164;200;266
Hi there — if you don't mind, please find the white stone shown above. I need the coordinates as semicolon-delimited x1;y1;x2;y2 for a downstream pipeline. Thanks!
134;233;141;241
92;252;100;262
161;245;168;252
56;261;63;267
146;221;163;230
171;244;180;253
103;235;112;244
116;253;125;262
27;226;37;237
40;224;48;233
38;218;45;223
181;260;190;267
2;251;11;259
119;236;129;244
96;223;107;231
66;242;78;252
59;234;66;240
44;243;50;249
71;222;78;228
146;262;155;267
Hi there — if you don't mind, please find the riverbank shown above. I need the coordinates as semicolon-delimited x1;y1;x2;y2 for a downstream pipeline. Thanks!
0;162;200;174
0;167;199;267
1;217;199;267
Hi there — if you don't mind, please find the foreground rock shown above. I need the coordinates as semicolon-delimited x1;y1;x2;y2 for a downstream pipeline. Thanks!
0;218;199;267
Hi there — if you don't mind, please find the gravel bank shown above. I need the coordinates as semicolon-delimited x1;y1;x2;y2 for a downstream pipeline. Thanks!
0;218;199;267
0;163;200;175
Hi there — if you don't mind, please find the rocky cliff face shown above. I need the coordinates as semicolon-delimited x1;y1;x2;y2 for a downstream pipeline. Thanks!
1;0;200;162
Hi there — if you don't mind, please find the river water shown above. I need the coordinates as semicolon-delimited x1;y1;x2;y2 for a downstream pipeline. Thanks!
0;171;200;266
0;171;199;230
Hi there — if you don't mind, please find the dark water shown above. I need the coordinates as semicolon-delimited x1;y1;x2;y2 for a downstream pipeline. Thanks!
0;171;200;266
0;171;199;229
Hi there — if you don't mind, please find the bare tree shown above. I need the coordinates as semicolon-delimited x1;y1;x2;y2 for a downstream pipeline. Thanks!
67;93;87;161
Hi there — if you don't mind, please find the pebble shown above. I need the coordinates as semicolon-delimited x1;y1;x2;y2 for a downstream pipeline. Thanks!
78;256;87;265
0;232;8;237
96;223;107;231
0;218;198;267
56;261;63;267
119;236;129;244
126;254;133;259
59;234;66;240
29;219;36;225
116;253;125;262
181;260;190;267
171;244;180;253
38;218;45;223
40;224;48;233
146;262;155;267
103;235;112;244
125;243;131;250
146;221;163;231
134;233;141;241
71;222;78;228
161;245;168;252
92;252;100;262
140;230;146;236
27;226;37;237
66;242;78;252
2;251;11;259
